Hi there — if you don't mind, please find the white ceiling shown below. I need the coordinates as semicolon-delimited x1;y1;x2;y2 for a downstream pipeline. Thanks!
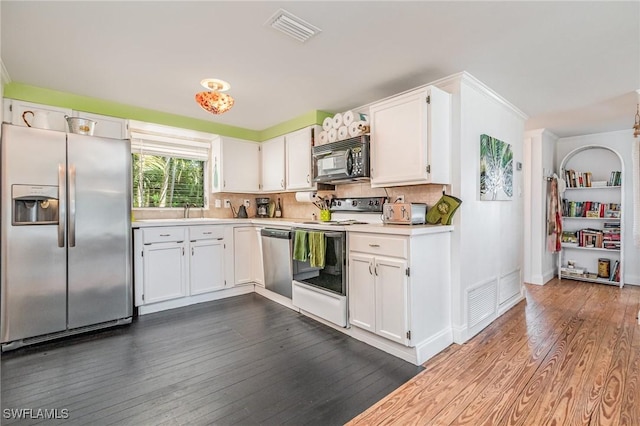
2;1;639;138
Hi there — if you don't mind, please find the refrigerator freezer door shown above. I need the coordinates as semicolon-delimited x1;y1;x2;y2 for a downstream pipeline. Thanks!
1;124;67;342
66;133;132;329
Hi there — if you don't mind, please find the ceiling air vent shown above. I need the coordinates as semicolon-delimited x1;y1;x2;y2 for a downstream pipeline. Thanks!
266;9;321;43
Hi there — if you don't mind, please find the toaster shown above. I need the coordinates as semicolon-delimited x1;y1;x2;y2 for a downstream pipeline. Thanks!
382;203;427;225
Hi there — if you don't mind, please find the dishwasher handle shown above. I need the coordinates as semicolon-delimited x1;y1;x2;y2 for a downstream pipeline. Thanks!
260;228;292;239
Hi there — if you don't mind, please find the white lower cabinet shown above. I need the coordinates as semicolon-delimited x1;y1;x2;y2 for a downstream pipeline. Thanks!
349;239;409;345
189;229;225;294
142;241;187;304
348;230;451;361
134;225;229;310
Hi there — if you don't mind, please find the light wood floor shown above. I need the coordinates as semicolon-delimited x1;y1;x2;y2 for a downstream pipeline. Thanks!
348;279;640;426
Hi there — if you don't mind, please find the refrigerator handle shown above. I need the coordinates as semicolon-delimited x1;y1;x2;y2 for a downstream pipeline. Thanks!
58;163;66;248
69;164;77;248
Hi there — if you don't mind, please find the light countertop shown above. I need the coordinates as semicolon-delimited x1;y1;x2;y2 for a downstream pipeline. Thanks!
132;217;453;236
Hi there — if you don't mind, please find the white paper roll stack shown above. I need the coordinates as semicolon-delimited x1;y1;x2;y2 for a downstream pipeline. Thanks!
323;111;369;142
295;191;317;203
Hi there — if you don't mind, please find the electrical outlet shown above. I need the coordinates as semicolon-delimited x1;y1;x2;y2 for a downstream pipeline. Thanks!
243;199;250;208
214;199;221;208
395;195;405;203
224;199;231;208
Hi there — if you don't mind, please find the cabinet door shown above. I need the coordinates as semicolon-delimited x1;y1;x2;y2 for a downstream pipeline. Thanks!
375;256;409;345
234;227;254;286
142;242;187;304
285;127;314;190
348;253;376;332
252;227;265;287
7;100;71;132
261;136;286;191
190;239;225;294
370;86;450;187
219;137;261;192
73;111;127;139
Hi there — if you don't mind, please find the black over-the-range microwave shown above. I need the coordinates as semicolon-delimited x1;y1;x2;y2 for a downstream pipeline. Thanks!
312;135;370;184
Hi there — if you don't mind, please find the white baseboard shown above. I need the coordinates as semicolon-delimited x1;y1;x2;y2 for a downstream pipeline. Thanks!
499;292;525;316
624;274;640;286
452;323;467;344
137;285;254;315
415;327;454;364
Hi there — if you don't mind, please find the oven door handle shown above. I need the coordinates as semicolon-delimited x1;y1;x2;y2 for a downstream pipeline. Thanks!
293;228;343;238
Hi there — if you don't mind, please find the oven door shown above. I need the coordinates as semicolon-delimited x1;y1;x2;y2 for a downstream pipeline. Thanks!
291;229;347;327
292;230;346;296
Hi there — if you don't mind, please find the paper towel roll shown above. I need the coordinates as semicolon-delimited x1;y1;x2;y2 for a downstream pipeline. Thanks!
328;127;338;142
295;191;317;203
348;120;369;137
322;116;333;132
343;110;368;127
318;130;328;145
337;125;349;140
332;113;343;129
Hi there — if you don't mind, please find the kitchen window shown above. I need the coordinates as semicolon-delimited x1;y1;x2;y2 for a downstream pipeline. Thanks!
132;153;205;208
129;121;212;209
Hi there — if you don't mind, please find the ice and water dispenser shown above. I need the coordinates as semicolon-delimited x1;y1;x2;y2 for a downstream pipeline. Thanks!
12;184;59;225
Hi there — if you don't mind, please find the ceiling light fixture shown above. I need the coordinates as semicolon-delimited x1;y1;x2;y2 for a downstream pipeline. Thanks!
195;78;234;115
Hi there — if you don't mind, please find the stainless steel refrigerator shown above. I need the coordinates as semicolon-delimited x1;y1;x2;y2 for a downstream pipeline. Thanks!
1;123;132;350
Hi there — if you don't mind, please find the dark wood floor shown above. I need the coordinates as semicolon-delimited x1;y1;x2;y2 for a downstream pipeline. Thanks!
349;279;640;425
1;293;422;425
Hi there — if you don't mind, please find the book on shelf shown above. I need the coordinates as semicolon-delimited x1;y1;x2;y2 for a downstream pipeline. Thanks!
564;169;594;188
609;260;620;282
608;171;622;186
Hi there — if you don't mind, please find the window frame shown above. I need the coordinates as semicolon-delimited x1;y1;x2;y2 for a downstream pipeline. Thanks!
129;120;213;211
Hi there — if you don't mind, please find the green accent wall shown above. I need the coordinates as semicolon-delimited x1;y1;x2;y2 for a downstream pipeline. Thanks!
3;82;334;141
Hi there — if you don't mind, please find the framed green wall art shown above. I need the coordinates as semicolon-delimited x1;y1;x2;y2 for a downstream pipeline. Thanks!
480;134;513;201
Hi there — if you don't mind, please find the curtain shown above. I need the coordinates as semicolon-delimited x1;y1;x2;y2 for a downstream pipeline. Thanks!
633;140;640;247
547;174;562;252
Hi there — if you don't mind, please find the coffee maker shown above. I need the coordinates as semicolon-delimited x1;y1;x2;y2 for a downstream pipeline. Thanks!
256;197;270;218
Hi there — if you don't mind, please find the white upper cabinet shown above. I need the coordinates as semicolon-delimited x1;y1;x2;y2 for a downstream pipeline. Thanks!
285;126;318;191
211;136;261;193
369;85;451;187
4;99;71;132
72;111;128;139
261;136;286;192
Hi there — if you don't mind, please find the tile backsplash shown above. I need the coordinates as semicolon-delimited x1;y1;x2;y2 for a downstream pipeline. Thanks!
133;184;449;221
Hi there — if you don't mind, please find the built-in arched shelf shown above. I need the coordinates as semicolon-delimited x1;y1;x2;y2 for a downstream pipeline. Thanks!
558;144;624;288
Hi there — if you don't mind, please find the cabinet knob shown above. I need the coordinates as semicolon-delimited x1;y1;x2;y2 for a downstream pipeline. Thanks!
281;179;284;188
369;243;380;248
368;263;373;275
307;174;310;183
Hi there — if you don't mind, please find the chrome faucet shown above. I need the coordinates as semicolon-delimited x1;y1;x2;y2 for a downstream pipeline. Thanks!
184;203;193;219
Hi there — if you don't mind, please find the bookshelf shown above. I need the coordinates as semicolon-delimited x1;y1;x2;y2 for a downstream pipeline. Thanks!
557;145;624;288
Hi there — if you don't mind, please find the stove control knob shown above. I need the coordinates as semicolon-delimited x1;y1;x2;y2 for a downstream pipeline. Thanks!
352;200;358;207
337;201;342;206
368;200;374;206
374;200;380;206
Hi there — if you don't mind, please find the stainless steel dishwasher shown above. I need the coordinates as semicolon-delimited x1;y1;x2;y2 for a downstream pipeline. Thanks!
260;228;293;298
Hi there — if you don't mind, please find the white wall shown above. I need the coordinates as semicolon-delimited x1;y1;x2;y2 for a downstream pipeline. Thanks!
436;73;527;343
556;130;639;285
524;129;558;285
